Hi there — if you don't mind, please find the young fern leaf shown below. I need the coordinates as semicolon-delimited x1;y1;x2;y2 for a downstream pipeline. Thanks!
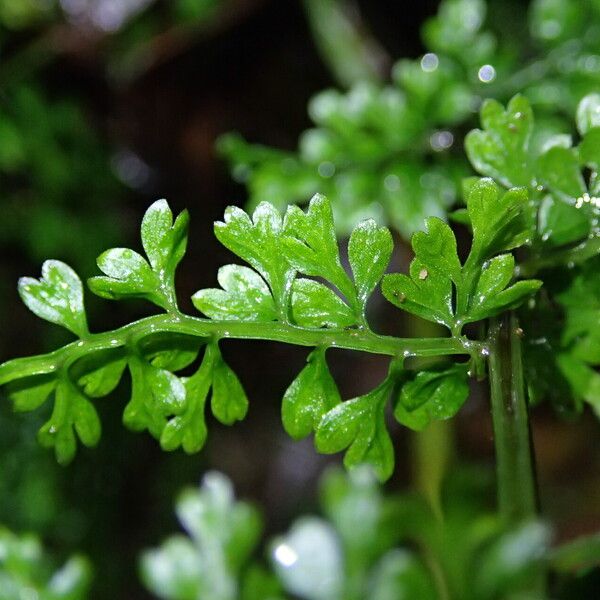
465;95;534;189
282;347;341;440
214;202;295;320
0;194;480;473
283;194;359;313
394;364;469;432
37;377;102;465
315;369;397;481
192;265;277;322
383;178;542;335
89;199;188;311
18;260;89;338
467;94;600;252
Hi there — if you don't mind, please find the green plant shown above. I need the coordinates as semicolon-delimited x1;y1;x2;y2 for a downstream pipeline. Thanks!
221;0;600;238
2;3;600;593
0;525;91;600
4;90;600;594
141;468;600;600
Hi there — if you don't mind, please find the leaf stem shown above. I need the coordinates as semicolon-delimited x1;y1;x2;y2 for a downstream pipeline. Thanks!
301;0;389;87
487;313;546;594
0;314;481;384
487;312;538;524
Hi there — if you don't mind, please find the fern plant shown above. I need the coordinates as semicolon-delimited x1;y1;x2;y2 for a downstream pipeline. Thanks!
221;0;600;238
2;91;600;595
141;468;600;600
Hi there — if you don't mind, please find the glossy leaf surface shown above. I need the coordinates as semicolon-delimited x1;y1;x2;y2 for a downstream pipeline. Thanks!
18;260;88;337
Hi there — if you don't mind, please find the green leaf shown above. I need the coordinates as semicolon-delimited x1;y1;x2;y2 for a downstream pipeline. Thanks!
348;219;393;309
319;466;405;559
161;355;212;454
77;356;128;398
549;531;600;573
576;93;600;135
124;356;186;438
6;374;56;413
530;0;583;43
579;127;600;172
465;178;531;259
270;517;343;600
291;279;357;328
370;550;438;600
141;199;189;277
37;378;101;465
18;260;88;337
283;194;356;305
88;247;167;309
422;0;488;56
558;354;600;418
88;200;188;311
382;260;454;330
209;344;248;426
411;217;462;283
141;472;262;600
215;202;294;317
537;146;586;201
538;194;591;247
474;521;550;599
394;365;469;431
192;265;277;322
241;565;285;600
315;380;395;481
0;528;91;600
47;555;93;599
465;255;542;322
140;536;205;599
282;348;341;439
465;95;534;188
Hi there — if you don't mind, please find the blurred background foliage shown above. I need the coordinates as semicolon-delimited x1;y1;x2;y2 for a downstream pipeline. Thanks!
1;0;600;597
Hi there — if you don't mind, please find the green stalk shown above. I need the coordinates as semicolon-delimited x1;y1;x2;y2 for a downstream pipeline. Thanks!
407;317;454;520
488;313;545;595
0;313;480;384
301;0;389;87
487;312;538;524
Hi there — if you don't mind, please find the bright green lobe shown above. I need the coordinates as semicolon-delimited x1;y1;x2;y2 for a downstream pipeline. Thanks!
192;264;277;322
208;344;248;426
348;219;393;310
394;365;469;431
315;379;395;481
282;348;341;439
18;260;88;338
215;203;294;320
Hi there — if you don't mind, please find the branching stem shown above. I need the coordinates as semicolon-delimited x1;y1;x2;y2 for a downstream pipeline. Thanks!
0;313;481;384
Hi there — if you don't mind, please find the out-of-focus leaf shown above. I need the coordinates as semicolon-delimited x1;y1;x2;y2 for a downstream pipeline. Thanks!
270;517;343;600
369;550;437;600
140;472;262;600
465;96;534;189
